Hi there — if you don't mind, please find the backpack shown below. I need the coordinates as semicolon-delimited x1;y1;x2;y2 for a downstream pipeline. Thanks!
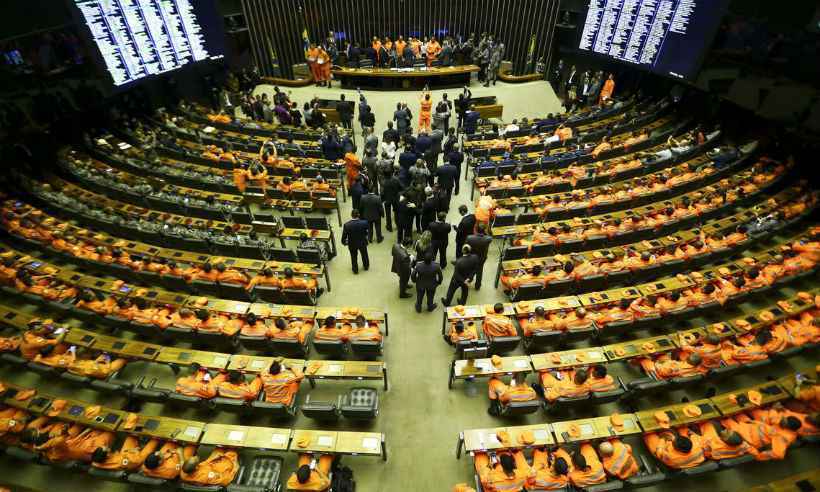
331;465;355;492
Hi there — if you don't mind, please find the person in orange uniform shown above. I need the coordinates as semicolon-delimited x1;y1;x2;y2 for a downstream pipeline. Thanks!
678;332;723;370
175;363;217;399
452;484;476;492
751;403;818;437
0;406;30;443
348;315;383;342
142;441;188;480
19;320;64;360
306;44;322;86
233;163;248;193
270;317;313;344
261;358;304;406
214;370;263;402
68;352;127;379
65;426;116;463
426;37;441;66
281;267;318;292
344;152;361;189
246;268;280;291
311;175;335;197
554;124;573;142
488;373;537;415
419;90;433;133
698;420;757;461
722;412;796;461
637;352;704;380
569;443;606;487
474;449;534;491
482;303;517;339
317;46;331;86
531;446;572;490
599;74;615;104
448;320;479;344
240;312;270;338
587;365;617;393
180;447;240;487
598;439;639;480
517;306;554;337
313;316;350;341
215;262;248;286
539;368;590;402
287;453;334;491
395;36;407;60
643;427;705;469
93;435;160;472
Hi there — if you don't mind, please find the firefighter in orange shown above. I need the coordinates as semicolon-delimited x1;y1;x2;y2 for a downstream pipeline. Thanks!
317;45;332;87
344;152;361;189
426;37;442;66
306;44;322;86
180;446;240;487
175;363;218;399
599;74;615;104
598;439;639;480
419;90;433;133
569;443;606;488
643;427;705;469
92;435;160;471
261;358;304;406
213;370;263;402
474;448;535;491
142;441;189;480
482;303;517;339
287;453;334;491
487;372;537;416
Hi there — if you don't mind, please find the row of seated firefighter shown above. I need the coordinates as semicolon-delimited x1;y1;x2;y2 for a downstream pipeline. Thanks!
0;306;386;420
477;146;730;223
443;229;819;354
455;372;819;492
1;198;330;303
0;381;384;492
0;245;386;357
486;156;790;244
497;188;817;300
472;124;712;200
449;290;819;416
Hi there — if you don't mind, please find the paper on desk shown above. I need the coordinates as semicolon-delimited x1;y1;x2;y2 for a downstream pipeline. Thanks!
213;356;229;366
514;359;528;368
361;437;379;450
317;435;334;447
251;359;267;370
533;430;548;441
579;424;594;435
228;430;245;442
184;426;200;438
271;434;287;445
326;364;343;373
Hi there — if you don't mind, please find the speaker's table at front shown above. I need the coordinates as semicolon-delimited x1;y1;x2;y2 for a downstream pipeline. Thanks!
332;65;479;90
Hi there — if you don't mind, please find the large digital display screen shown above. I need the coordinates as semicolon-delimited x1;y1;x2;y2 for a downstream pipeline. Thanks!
578;0;729;80
71;0;225;87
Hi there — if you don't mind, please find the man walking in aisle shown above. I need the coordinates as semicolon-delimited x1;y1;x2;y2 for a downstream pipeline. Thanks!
441;245;479;307
341;210;370;274
412;253;443;312
466;224;493;290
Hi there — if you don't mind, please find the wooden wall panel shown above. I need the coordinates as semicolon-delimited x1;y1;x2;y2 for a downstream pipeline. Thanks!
241;0;558;78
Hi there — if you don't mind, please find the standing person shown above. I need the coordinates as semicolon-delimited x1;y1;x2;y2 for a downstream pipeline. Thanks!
391;239;414;298
428;212;452;268
587;71;604;106
453;205;476;259
364;127;379;157
360;105;376;137
455;86;471;130
359;188;384;243
435;158;459;208
443;127;458;155
421;187;438;232
550;59;565;94
463;105;480;135
599;73;615;104
426;36;442;66
341;210;370;274
412;254;443;312
337;94;354;130
396;193;416;244
344;151;361;189
380;170;402;233
393;103;410;136
317;45;332;87
362;148;379;193
349;176;365;210
486;43;503;87
418;88;433;133
465;224;492;290
306;44;322;86
441;245;479;306
433;101;451;132
383;120;399;146
447;143;464;194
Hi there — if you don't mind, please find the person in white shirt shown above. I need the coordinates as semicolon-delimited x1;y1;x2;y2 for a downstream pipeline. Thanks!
502;119;520;136
380;139;397;160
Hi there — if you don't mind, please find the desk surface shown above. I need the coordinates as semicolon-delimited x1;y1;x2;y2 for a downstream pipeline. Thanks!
332;65;479;78
290;429;339;453
132;415;205;443
531;347;607;371
711;381;790;417
335;431;383;456
154;347;231;369
447;304;516;320
463;424;554;452
453;356;531;379
201;423;291;450
553;414;641;443
513;297;580;314
636;399;719;432
603;335;676;362
228;355;305;374
307;360;385;379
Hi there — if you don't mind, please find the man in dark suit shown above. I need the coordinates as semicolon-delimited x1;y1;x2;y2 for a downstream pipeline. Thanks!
341;210;370;274
428;212;451;268
435;160;459;207
441;245;479;306
382;121;399;146
359;189;384;243
464;105;480;135
391;239;414;298
454;205;476;259
415;131;432;156
446;144;464;195
380;170;402;232
421;188;438;232
396;194;416;244
337;94;354;130
411;253;442;312
465;224;493;290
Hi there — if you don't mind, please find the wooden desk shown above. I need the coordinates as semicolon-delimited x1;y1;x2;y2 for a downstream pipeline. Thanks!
131;414;204;443
290;429;338;453
228;355;305;374
249;303;316;319
316;307;386;323
603;335;676;362
0;381;42;411
332;65;478;90
578;287;641;309
637;399;719;432
638;275;695;297
711;381;790;417
201;423;291;450
553;414;641;443
531;347;607;371
155;348;230;370
449;356;531;388
335;431;385;460
57;399;125;431
459;424;553;458
513;297;581;315
185;298;250;315
306;360;388;391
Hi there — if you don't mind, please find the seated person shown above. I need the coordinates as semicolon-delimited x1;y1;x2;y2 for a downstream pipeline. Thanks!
198;310;243;337
142;441;190;480
598;439;639;480
246;268;280;291
68;352;127;379
270;317;313;344
538;368;590;402
75;289;116;316
590;299;634;328
678;332;722;369
587;364;617;393
281;267;321;294
488;373;537;416
169;308;202;330
531;446;572;490
501;264;547;291
636;352;705;379
474;449;534;491
313;316;349;341
180;447;240;487
723;411;797;461
348;315;383;342
553;307;594;332
569;443;606;488
64;426;117;463
448;320;479;344
0;405;30;444
92;435;160;472
261;358;304;406
33;343;75;369
643;427;705;469
175;363;218;399
482;304;517;339
287;453;334;491
19;320;64;360
240;312;270;338
215;262;248;286
311;175;335;196
698;420;757;460
721;331;769;365
518;306;556;336
213;370;263;402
